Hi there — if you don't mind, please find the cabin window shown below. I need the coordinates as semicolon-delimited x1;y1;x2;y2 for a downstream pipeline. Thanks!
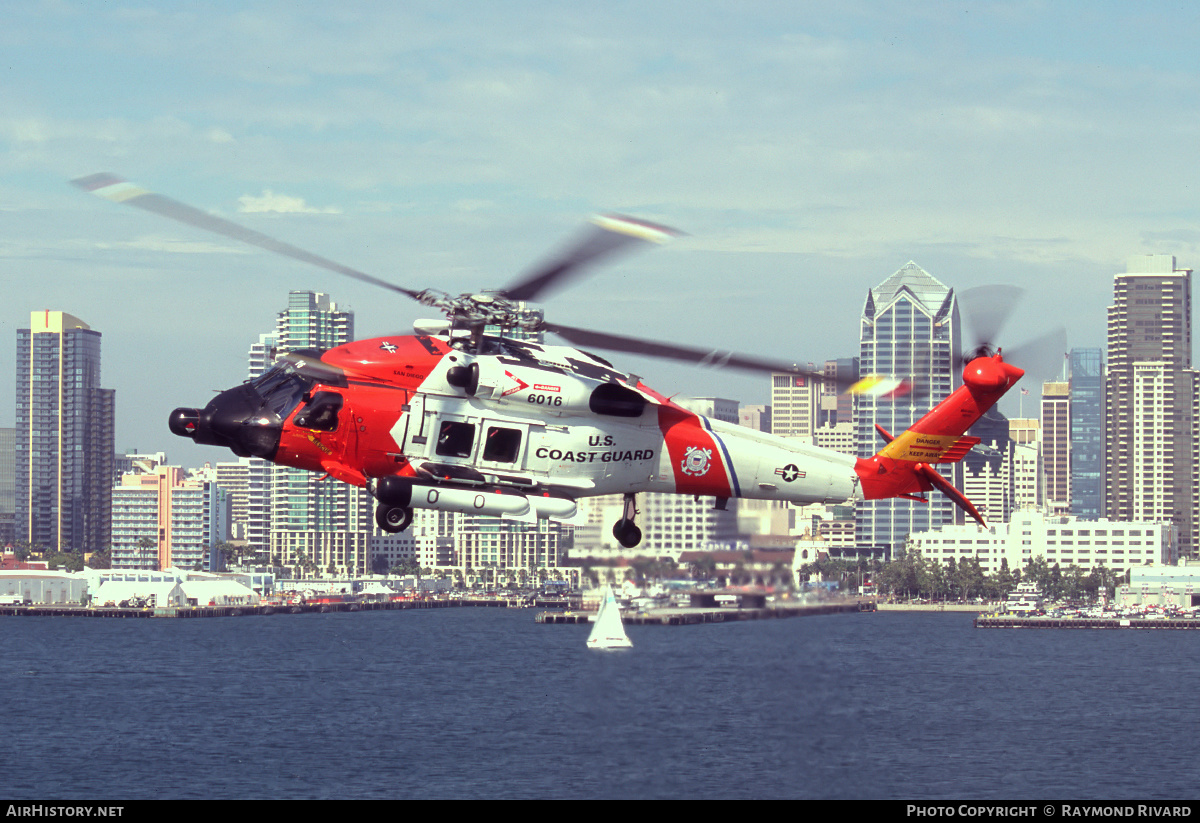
436;421;476;458
294;391;343;432
483;427;522;463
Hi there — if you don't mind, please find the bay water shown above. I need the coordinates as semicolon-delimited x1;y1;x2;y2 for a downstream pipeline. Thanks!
2;609;1197;799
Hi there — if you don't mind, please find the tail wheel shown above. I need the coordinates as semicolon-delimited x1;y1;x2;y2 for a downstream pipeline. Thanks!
376;504;414;533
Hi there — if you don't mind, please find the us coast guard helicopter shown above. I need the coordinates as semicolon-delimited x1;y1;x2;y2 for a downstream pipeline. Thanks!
73;173;1026;547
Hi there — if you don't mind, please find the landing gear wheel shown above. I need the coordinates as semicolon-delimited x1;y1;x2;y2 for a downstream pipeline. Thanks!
611;492;642;548
376;504;414;533
612;519;642;548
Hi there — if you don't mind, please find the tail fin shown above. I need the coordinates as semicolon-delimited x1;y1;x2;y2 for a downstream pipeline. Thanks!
855;352;1024;527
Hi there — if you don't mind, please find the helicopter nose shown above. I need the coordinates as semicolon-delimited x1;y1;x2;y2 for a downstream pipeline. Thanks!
169;408;201;438
167;385;283;459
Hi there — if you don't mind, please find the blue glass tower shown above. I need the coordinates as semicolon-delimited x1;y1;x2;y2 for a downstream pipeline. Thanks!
855;263;961;558
1068;348;1104;520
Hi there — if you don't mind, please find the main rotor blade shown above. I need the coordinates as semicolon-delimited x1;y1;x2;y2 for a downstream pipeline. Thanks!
71;173;422;300
501;214;682;302
958;285;1023;350
542;321;837;385
1001;326;1069;384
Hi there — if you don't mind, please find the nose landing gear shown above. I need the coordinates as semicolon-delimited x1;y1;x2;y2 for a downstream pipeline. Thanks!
611;493;642;548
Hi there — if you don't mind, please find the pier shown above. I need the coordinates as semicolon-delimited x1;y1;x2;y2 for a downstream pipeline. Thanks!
0;596;534;619
0;595;875;622
538;600;871;627
975;615;1200;629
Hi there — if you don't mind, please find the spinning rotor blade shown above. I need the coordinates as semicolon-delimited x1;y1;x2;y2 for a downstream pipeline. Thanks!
542;321;837;385
71;173;422;301
955;285;1067;378
958;285;1023;352
501;215;681;302
1000;326;1069;383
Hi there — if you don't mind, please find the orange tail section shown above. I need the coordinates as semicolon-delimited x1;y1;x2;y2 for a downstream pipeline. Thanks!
854;352;1025;527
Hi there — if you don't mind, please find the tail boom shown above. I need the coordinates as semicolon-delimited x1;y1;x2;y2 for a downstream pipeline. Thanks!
853;352;1024;526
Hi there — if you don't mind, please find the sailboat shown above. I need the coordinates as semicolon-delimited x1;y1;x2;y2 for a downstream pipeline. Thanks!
587;586;632;649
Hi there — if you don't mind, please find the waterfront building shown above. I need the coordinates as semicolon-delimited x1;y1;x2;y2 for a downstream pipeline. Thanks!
368;531;418;572
215;457;273;565
855;263;960;557
1120;562;1200;608
1105;255;1197;557
1068;348;1105;520
15;311;115;555
410;508;456;570
906;508;1175;578
455;515;571;589
110;466;229;570
574;489;738;558
0;569;87;605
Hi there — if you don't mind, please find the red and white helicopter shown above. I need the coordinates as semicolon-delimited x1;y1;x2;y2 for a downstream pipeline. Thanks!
74;173;1026;547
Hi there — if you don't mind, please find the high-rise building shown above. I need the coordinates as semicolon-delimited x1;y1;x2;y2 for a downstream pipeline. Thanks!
15;311;115;555
960;408;1016;525
274;291;352;354
0;428;14;546
1106;255;1196;557
855;263;960;557
111;466;229;570
771;370;819;440
1068;348;1105;520
247;333;278;381
819;358;859;427
1041;382;1070;514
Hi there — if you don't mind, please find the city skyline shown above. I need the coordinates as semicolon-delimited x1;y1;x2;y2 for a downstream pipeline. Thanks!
6;3;1200;466
0;251;1175;472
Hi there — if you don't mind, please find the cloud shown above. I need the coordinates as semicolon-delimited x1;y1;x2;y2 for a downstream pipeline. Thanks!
102;236;248;255
237;190;341;214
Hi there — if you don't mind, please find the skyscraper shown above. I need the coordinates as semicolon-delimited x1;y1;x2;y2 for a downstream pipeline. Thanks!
1040;381;1070;514
855;263;960;557
770;371;818;439
1106;255;1196;557
1068;348;1105;520
15;311;115;555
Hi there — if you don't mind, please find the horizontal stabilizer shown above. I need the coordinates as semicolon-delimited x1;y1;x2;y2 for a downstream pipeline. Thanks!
914;463;986;528
937;435;982;464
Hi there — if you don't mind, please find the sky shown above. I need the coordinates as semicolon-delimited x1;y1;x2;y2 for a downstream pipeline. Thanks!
4;0;1200;468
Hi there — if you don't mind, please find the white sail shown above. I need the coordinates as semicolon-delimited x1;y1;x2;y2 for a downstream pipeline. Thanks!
587;586;632;649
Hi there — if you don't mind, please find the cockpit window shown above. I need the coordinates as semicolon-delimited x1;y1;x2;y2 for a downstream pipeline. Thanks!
294;391;343;431
249;364;314;418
